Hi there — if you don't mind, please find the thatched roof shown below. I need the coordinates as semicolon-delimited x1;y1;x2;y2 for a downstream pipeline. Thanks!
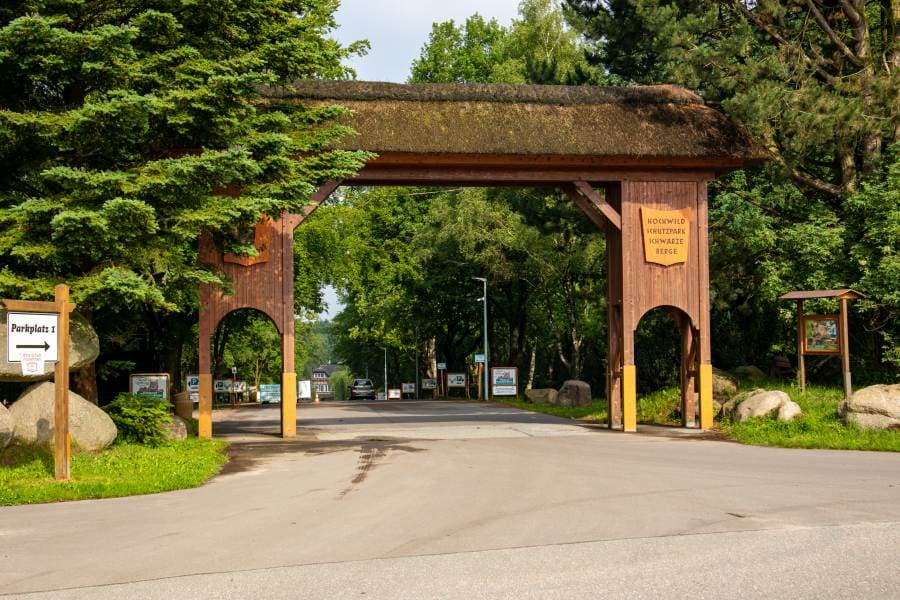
263;81;766;166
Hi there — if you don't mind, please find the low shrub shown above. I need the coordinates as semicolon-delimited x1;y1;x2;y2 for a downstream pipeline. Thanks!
103;393;172;446
329;367;353;401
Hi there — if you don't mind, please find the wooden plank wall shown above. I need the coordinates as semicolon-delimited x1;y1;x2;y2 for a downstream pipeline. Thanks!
607;177;711;430
198;216;292;375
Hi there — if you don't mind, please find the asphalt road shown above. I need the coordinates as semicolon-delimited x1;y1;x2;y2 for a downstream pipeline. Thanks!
2;401;899;599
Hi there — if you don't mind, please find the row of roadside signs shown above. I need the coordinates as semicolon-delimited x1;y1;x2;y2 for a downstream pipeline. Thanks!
437;366;518;396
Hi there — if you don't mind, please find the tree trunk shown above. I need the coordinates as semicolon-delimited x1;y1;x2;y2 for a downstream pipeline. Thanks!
72;363;98;404
526;347;536;391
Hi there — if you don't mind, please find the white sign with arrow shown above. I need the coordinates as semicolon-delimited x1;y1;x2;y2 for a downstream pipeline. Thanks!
7;312;59;361
7;312;59;377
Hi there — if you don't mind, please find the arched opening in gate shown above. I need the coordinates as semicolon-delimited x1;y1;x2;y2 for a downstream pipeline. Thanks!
206;307;285;436
196;81;765;438
633;306;699;427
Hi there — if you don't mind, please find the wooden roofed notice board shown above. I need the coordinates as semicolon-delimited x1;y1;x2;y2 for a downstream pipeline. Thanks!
780;289;864;399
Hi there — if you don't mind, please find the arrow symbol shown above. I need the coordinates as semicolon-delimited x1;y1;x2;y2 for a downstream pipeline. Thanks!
16;342;50;351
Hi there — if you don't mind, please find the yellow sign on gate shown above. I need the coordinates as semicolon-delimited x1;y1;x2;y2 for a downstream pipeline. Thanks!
641;207;691;266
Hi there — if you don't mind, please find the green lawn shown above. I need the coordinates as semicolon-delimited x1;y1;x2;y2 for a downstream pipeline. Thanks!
0;438;228;506
720;383;900;452
503;382;900;452
501;397;609;422
500;388;681;426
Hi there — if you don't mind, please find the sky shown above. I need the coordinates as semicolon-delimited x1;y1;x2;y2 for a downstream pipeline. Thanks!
333;0;521;83
318;0;522;321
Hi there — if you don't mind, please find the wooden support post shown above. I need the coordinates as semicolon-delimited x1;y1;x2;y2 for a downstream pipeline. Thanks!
796;300;806;393
54;284;71;481
605;184;624;430
281;371;297;437
839;298;851;400
622;364;637;432
679;317;697;428
697;181;713;430
698;364;713;430
198;374;212;438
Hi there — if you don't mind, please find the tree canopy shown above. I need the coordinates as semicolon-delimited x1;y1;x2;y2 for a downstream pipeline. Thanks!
0;1;369;311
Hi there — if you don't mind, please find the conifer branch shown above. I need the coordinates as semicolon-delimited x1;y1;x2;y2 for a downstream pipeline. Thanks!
804;0;864;67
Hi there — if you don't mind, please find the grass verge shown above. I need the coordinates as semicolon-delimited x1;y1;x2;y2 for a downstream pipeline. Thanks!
720;383;900;452
503;382;899;452
0;438;228;506
501;398;609;422
500;388;681;426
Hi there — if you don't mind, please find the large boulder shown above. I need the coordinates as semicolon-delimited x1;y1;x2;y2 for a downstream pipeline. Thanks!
712;367;739;403
732;365;766;384
724;389;802;423
9;382;116;451
0;403;13;450
557;380;592;408
0;310;100;382
839;384;900;430
525;388;558;405
165;415;189;441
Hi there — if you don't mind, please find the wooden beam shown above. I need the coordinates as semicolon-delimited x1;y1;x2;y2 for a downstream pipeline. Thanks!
350;167;714;186
2;299;76;313
573;181;622;230
289;180;342;229
561;184;608;232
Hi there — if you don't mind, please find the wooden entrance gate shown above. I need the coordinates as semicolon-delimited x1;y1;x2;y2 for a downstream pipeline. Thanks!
197;82;765;437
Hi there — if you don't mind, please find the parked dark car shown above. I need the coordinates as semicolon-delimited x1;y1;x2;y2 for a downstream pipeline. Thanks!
350;378;376;400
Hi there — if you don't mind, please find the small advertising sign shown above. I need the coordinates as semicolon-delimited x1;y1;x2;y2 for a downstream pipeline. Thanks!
214;379;232;393
474;354;485;363
437;362;447;370
186;375;200;393
259;383;281;403
388;388;402;399
130;373;170;401
402;382;415;393
377;392;386;401
491;367;518;397
447;373;466;388
422;378;437;390
298;379;312;399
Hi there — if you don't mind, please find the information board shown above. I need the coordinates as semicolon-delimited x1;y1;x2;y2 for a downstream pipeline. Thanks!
259;383;281;403
130;373;170;401
447;373;466;388
491;367;518;396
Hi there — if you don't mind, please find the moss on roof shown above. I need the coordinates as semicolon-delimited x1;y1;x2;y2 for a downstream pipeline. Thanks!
264;81;766;163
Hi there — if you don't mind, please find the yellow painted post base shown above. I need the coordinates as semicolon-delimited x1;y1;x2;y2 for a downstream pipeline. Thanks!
623;365;637;433
199;374;213;439
281;372;297;438
699;364;713;430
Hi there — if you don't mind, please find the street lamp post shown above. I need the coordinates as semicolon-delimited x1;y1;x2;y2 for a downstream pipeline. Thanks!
473;277;489;401
383;347;388;400
414;325;419;400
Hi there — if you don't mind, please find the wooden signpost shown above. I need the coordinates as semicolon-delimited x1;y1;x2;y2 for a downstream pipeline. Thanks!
780;289;864;399
3;284;74;480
